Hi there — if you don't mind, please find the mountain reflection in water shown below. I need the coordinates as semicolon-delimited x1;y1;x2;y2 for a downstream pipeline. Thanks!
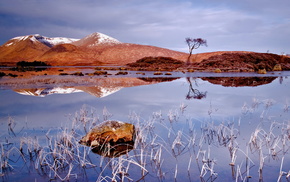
9;76;282;98
0;73;290;181
12;77;180;97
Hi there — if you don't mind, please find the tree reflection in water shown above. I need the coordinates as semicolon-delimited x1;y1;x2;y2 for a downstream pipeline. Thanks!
186;77;207;100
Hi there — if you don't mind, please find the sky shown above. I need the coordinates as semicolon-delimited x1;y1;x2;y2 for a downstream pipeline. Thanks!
0;0;289;54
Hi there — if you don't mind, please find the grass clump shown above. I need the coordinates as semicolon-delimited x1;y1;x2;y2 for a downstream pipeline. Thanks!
93;71;108;75
116;71;128;75
127;56;184;71
0;72;6;77
187;68;194;72
8;73;18;77
16;61;49;67
71;72;84;76
154;72;163;75
136;72;145;75
10;61;50;72
59;73;69;76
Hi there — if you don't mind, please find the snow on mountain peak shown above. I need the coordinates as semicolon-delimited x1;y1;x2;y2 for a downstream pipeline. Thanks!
15;86;122;98
16;87;83;97
84;32;121;46
34;36;79;47
8;34;79;47
32;35;79;47
4;32;120;48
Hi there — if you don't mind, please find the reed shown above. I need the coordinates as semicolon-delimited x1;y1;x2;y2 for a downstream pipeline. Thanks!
0;102;289;181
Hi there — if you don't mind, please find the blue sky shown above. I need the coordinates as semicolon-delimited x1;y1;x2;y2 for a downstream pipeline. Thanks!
0;0;289;54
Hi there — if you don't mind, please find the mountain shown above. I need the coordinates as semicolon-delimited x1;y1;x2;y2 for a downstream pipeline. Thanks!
0;35;50;66
38;32;188;66
0;34;79;66
32;34;79;47
3;34;78;48
72;32;121;48
0;32;188;66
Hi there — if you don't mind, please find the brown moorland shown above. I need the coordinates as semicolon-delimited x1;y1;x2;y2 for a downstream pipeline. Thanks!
36;43;189;66
126;52;290;72
192;52;290;72
127;56;184;71
1;33;290;73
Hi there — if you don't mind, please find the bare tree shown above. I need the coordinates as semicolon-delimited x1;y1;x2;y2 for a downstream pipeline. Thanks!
185;38;207;64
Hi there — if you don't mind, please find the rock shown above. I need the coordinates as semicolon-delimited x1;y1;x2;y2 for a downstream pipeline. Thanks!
258;68;267;74
214;68;222;73
79;120;136;157
273;64;282;71
187;68;194;72
153;72;163;75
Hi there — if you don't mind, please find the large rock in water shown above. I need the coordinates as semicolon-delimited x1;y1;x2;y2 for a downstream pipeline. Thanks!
79;120;136;157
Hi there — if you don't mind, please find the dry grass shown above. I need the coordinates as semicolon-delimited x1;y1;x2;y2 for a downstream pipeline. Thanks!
0;102;289;181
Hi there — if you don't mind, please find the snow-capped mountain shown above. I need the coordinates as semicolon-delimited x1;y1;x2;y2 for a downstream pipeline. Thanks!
72;32;121;47
81;86;122;98
6;34;79;48
14;86;122;98
0;32;188;66
15;87;83;97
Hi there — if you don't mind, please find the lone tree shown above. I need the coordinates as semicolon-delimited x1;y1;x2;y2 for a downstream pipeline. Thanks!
185;37;207;64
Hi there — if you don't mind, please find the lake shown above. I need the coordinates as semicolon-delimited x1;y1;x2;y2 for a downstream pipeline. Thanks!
0;69;290;181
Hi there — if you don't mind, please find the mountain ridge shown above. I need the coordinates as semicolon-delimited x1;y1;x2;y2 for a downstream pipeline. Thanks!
0;32;188;66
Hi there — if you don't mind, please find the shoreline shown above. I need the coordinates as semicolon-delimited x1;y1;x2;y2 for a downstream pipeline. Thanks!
1;69;289;90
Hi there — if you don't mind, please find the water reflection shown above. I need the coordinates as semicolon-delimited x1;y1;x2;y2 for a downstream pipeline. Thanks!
201;77;277;87
138;77;179;83
79;120;135;158
5;76;283;99
186;77;207;100
0;74;290;181
10;77;179;97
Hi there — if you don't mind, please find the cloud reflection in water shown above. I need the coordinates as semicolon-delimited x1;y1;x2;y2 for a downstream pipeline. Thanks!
0;75;290;181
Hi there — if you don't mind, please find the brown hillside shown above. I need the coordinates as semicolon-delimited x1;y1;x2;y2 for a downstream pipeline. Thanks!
37;43;188;66
37;44;103;66
194;52;290;71
0;37;50;66
189;51;253;63
2;33;289;70
0;33;189;66
94;43;188;65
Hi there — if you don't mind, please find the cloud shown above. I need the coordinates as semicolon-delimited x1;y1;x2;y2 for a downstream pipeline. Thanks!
0;0;289;54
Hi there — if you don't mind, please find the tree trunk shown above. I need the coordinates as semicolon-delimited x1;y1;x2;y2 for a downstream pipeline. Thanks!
187;51;192;65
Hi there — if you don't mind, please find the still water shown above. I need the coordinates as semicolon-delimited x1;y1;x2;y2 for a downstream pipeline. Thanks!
0;71;290;181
